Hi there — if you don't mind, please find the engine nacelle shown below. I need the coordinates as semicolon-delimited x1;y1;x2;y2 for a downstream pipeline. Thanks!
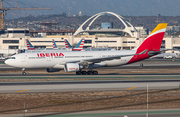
46;68;61;72
64;63;80;72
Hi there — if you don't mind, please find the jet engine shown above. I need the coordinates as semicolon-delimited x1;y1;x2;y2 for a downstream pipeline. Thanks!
64;63;80;72
46;68;61;72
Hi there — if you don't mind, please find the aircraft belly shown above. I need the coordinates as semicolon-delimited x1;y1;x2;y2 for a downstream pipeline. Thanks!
93;62;107;68
53;64;64;69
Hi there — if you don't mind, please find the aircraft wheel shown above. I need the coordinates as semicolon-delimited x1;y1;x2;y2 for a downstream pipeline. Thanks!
93;71;98;75
87;71;93;75
76;71;81;75
22;71;26;75
81;71;87;75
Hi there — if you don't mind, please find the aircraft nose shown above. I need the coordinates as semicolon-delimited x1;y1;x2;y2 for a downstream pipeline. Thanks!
4;59;13;66
4;59;9;65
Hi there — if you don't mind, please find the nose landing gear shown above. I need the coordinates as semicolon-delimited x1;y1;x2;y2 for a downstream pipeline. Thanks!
22;68;26;75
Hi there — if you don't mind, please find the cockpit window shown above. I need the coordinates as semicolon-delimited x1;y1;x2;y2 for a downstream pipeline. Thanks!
9;57;16;59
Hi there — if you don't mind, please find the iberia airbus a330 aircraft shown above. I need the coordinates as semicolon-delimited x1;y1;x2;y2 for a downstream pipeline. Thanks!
5;23;168;75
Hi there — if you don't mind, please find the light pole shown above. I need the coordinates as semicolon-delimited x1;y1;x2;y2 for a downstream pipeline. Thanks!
146;84;149;117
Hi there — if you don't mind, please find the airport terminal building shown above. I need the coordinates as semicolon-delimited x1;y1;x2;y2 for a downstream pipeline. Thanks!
0;12;179;55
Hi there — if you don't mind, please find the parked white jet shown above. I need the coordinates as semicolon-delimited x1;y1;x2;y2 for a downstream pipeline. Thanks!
5;23;168;75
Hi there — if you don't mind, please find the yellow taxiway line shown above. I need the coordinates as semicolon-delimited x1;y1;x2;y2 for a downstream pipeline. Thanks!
126;87;137;90
16;89;30;93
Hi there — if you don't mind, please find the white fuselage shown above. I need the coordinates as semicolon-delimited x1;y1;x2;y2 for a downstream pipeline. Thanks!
5;50;137;69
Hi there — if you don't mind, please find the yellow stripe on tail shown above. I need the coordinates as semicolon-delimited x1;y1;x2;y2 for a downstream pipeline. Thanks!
150;23;168;35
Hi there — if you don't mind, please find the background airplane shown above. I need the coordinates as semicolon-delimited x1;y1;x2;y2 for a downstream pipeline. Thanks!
64;38;85;51
5;23;168;75
52;39;58;49
56;38;114;51
26;39;35;50
26;38;85;52
26;39;67;52
27;39;59;50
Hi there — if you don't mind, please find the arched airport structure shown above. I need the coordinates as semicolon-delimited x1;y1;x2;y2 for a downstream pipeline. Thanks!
73;11;137;37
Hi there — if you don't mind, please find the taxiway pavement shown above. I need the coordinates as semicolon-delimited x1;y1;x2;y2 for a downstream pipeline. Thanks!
0;80;180;93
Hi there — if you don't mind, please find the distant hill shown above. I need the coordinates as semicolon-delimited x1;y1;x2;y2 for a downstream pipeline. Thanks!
4;0;180;19
5;14;180;31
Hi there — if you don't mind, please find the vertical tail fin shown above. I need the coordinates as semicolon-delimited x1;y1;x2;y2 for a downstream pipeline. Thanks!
26;39;35;50
64;39;72;48
73;38;85;51
137;23;168;52
127;23;168;64
52;39;58;49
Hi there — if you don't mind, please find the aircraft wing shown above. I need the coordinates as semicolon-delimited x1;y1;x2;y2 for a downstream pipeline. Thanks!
64;49;147;65
76;54;136;64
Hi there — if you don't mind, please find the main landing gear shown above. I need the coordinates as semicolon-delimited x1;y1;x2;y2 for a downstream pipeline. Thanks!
76;70;98;75
76;64;98;75
22;68;26;75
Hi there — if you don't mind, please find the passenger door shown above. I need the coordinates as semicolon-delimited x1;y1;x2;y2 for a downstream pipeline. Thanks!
21;55;26;62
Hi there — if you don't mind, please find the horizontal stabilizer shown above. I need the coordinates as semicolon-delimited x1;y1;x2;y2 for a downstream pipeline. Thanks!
148;49;172;56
